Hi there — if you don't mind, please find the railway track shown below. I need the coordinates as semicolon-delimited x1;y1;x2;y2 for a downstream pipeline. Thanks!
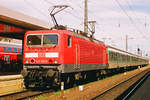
116;70;150;100
92;68;150;100
0;89;54;100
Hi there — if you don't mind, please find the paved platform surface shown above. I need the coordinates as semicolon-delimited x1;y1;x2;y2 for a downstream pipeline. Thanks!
0;74;23;81
0;74;24;96
129;73;150;100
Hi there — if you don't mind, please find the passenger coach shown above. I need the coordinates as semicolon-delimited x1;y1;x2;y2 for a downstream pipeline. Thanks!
0;42;22;72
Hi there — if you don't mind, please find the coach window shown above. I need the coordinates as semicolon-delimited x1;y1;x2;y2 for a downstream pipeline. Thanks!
14;48;18;53
19;48;22;54
8;48;12;53
67;35;71;47
3;47;7;52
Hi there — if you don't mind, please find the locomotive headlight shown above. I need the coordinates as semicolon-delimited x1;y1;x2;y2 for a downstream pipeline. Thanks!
54;60;58;64
31;59;35;64
25;60;29;63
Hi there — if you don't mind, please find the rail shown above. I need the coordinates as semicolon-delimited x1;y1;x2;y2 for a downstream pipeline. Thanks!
117;71;150;100
92;68;150;100
0;89;54;100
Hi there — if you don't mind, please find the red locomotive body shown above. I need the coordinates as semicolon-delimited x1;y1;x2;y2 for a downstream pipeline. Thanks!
22;30;108;87
23;30;108;70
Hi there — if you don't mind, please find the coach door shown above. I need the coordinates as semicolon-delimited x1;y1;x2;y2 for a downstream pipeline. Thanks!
4;55;10;64
75;43;80;69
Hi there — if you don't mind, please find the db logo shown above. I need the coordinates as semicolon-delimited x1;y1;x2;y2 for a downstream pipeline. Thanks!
38;53;45;57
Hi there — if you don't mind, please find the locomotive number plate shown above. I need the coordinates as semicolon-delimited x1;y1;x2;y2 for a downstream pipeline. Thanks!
38;53;45;57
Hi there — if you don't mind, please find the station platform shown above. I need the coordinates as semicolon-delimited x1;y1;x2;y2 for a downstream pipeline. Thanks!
0;74;24;96
0;74;23;81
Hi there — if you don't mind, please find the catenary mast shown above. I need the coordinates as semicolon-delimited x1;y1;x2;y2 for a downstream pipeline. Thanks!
84;0;88;34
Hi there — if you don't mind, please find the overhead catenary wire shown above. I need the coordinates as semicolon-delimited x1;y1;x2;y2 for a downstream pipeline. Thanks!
43;0;111;34
43;0;84;30
124;0;148;29
43;0;83;20
114;0;144;35
88;0;150;49
125;0;150;39
23;0;49;19
24;0;83;29
24;0;148;39
128;0;150;26
123;0;149;39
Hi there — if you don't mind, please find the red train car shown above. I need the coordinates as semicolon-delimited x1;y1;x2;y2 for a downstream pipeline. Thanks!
0;23;23;33
22;30;108;88
0;42;22;72
22;29;149;89
22;29;149;88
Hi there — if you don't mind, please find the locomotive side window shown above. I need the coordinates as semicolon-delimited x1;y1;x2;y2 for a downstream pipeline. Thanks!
27;35;42;46
14;48;18;53
8;48;12;53
43;34;58;47
67;35;71;47
3;47;7;52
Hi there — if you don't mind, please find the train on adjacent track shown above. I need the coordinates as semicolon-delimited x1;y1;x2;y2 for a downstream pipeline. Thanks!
0;42;22;73
21;29;149;88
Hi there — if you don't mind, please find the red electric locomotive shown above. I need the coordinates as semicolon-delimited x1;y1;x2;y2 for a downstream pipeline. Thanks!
0;42;22;73
22;30;108;88
22;29;149;88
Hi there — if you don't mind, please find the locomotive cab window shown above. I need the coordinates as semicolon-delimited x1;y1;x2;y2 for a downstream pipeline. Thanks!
27;35;41;46
43;34;58;47
27;34;58;47
67;35;71;47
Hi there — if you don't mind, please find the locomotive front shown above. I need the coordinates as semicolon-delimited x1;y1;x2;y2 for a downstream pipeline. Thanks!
22;31;63;88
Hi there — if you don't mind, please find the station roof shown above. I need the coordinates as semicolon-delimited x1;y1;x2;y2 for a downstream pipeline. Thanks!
0;5;53;39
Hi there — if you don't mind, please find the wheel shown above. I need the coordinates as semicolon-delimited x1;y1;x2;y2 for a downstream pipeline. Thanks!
24;76;30;89
24;81;29;89
66;76;70;84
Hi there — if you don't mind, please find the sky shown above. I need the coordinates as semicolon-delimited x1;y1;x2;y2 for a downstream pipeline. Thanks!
0;0;150;57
